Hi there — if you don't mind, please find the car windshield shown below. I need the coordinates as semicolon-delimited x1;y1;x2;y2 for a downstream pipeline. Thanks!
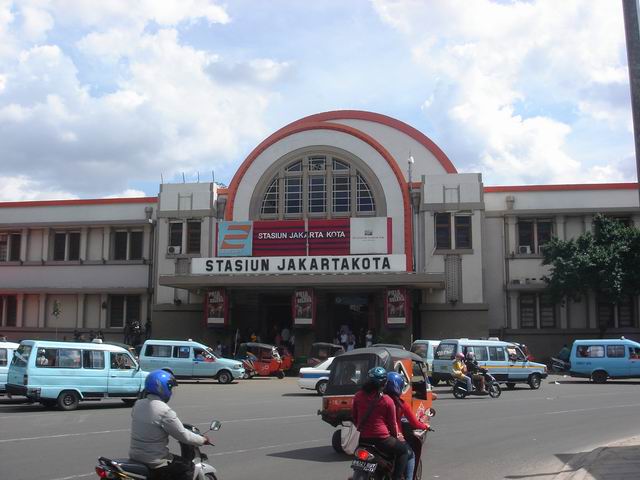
315;358;333;370
435;343;456;360
11;344;32;367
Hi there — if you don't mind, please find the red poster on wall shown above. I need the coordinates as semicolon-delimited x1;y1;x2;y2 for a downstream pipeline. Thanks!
307;219;350;255
252;220;306;256
205;288;228;327
384;287;411;327
292;288;315;327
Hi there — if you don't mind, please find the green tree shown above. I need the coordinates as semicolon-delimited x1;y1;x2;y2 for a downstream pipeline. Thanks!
542;215;640;307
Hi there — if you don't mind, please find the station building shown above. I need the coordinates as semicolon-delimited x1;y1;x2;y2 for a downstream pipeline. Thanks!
1;111;639;359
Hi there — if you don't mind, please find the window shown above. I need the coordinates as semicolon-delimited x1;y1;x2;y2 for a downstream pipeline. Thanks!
145;344;172;357
174;346;191;358
0;234;6;261
434;343;456;360
114;231;128;260
410;360;428;400
0;348;7;367
455;216;472;249
36;348;81;368
259;155;377;219
629;347;640;359
111;352;135;369
12;344;31;367
539;294;557;328
130;231;143;260
519;294;537;329
576;345;605;358
435;213;451;249
83;350;105;369
108;295;141;329
186;221;201;254
169;222;183;248
607;345;625;358
618;296;635;328
506;346;527;362
126;296;140;323
0;233;21;262
489;346;506;361
435;213;473;250
5;295;17;327
597;294;634;328
52;231;80;261
517;219;553;254
468;346;489;361
332;358;369;386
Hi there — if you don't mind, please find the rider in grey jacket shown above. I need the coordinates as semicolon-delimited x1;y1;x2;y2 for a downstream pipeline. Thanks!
129;370;208;479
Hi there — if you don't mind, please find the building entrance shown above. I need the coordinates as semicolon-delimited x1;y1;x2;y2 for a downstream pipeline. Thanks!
261;294;292;345
328;292;373;349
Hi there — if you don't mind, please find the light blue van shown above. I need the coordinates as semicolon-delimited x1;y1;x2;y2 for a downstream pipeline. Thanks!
569;337;640;383
410;339;440;381
432;338;548;389
139;339;244;384
6;340;147;410
0;341;20;394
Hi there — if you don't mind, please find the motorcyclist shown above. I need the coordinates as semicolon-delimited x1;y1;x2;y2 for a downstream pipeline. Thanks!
352;366;409;480
384;372;428;480
129;370;210;480
465;352;487;393
451;352;472;392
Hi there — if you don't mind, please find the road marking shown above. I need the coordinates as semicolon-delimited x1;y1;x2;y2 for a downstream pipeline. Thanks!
49;474;94;480
544;403;640;415
0;428;129;443
209;438;323;456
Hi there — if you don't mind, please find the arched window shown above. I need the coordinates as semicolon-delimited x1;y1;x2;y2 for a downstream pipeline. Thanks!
258;154;378;219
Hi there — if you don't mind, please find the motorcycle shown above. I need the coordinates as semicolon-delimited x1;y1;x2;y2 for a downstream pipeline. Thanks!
94;420;222;479
550;357;570;373
452;370;501;399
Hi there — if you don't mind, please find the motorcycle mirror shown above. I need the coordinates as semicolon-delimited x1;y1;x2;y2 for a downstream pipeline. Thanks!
427;407;436;418
210;420;222;431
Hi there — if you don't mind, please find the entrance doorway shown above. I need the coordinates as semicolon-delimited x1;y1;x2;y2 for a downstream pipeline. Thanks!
330;292;372;349
262;294;292;345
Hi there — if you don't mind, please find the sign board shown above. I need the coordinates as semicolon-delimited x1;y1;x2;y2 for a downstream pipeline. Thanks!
308;219;350;255
217;221;252;257
350;217;391;254
253;220;306;256
205;288;228;326
192;254;406;275
292;288;315;326
385;287;411;327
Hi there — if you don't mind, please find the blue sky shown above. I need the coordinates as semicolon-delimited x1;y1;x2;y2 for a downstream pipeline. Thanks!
0;0;635;200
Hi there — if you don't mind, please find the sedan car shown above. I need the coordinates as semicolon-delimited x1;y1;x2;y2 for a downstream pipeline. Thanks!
298;357;334;395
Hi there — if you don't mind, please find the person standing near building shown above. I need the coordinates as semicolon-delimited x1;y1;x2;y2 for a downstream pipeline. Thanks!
281;326;291;347
365;330;373;348
340;330;349;351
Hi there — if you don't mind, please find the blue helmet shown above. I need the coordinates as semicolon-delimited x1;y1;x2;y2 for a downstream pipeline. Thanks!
367;366;388;387
145;370;178;402
384;372;404;397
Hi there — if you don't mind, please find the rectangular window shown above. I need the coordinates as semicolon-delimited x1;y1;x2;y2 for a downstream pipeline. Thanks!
285;177;302;214
83;350;105;369
308;176;326;214
434;343;456;360
489;346;506;361
577;345;605;358
174;346;191;358
186;221;201;254
169;222;183;248
109;295;125;328
9;233;21;261
6;296;17;327
607;345;625;358
435;213;451;249
38;348;81;368
12;344;31;367
110;352;135;369
519;294;537;328
517;221;534;251
53;233;66;260
537;220;553;250
332;176;351;213
0;234;7;261
454;216;472;249
145;344;172;357
130;231;144;260
114;231;128;260
470;346;489;361
0;348;7;367
539;294;557;328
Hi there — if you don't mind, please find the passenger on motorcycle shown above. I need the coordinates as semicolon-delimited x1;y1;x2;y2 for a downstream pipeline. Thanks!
452;352;472;392
352;366;409;480
384;372;428;480
464;352;487;393
129;370;210;480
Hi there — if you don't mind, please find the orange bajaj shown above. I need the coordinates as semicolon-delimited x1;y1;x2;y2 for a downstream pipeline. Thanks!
236;342;285;379
318;347;436;479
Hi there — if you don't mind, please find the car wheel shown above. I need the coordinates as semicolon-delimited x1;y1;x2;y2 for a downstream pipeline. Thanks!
331;429;343;454
316;380;328;396
122;399;137;407
217;370;232;384
506;382;516;390
591;370;608;384
528;374;541;390
57;390;80;411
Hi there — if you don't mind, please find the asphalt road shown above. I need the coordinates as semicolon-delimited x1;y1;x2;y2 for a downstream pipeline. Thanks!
1;375;639;480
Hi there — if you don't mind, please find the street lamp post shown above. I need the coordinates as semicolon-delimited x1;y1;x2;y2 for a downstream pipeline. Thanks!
408;155;416;272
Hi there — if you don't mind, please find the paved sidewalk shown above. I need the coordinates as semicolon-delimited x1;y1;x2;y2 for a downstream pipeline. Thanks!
552;436;640;480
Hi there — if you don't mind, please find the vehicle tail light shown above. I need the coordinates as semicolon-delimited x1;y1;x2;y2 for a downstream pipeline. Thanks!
355;448;373;461
95;466;109;478
322;398;328;410
23;374;28;386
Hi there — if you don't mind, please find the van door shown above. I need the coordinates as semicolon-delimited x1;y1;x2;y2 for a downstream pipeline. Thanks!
108;352;140;396
605;345;626;377
172;346;193;377
81;350;108;397
506;346;528;381
487;345;508;382
192;347;217;378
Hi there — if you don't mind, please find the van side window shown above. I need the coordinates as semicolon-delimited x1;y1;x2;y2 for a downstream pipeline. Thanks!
0;348;7;367
145;345;172;357
629;347;640;359
411;344;427;359
174;346;190;359
83;350;105;369
488;346;505;361
606;345;625;358
435;343;456;360
470;346;489;361
577;345;605;358
111;352;135;369
36;348;81;368
507;346;526;361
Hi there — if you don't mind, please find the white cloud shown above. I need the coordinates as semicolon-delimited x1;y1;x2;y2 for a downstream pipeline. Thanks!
0;175;77;201
105;189;147;198
372;0;634;184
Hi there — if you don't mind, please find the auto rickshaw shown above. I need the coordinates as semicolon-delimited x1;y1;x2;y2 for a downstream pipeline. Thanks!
276;346;294;372
308;342;345;367
318;347;436;479
236;342;285;379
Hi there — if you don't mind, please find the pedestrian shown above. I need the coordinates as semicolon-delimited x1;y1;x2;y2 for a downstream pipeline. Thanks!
347;333;356;352
281;326;291;347
366;329;373;347
289;332;295;356
0;334;7;342
340;330;349;351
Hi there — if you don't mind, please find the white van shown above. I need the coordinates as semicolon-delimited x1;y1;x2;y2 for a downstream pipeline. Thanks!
0;341;20;394
432;338;548;389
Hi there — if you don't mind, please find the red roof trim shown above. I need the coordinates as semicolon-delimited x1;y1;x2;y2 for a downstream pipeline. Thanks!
484;183;639;193
290;110;458;174
0;197;158;208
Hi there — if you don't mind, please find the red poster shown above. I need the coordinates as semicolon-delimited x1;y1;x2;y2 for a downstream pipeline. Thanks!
307;219;350;255
384;287;411;327
252;220;306;256
205;288;228;327
292;288;315;327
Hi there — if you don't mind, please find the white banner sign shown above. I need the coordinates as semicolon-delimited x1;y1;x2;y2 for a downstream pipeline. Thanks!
350;217;389;254
192;254;406;275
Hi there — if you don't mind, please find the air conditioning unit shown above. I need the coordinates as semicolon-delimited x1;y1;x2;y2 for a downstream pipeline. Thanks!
518;245;531;254
167;245;181;255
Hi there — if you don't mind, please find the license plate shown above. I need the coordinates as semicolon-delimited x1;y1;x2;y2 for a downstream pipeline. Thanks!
351;460;377;472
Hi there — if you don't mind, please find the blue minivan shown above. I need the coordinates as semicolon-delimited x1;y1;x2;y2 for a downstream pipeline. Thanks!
6;340;148;410
569;337;640;383
0;341;20;394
